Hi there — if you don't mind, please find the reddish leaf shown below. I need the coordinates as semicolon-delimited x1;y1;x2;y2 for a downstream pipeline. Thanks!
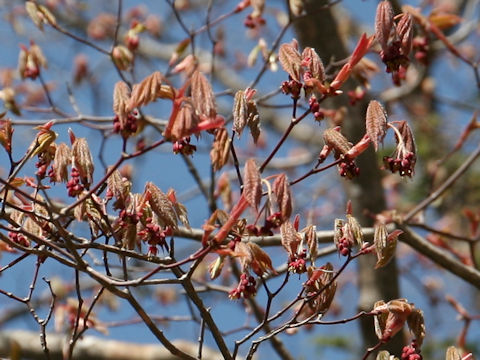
243;159;262;211
273;173;292;221
366;100;387;151
375;1;394;51
278;42;302;82
191;70;217;120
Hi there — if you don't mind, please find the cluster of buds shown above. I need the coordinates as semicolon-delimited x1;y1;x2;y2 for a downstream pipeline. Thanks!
246;212;282;237
243;0;266;29
124;20;145;51
137;217;171;257
412;36;429;65
66;167;84;197
244;13;266;29
228;272;257;299
401;340;423;360
113;110;140;137
280;77;303;100
334;210;363;257
18;41;47;80
287;248;307;273
308;96;324;120
172;136;196;156
35;146;55;179
375;1;414;85
337;159;360;179
383;121;416;177
8;231;29;247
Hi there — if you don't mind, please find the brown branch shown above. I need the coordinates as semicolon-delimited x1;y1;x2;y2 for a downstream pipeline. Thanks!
398;224;480;289
0;330;226;360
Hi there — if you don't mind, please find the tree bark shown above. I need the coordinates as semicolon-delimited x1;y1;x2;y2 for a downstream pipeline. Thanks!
293;1;404;357
0;330;229;360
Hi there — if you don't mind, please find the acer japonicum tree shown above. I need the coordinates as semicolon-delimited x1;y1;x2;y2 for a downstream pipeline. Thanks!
0;1;479;359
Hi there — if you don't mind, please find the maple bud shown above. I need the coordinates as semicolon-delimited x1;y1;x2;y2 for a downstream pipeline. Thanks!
112;45;133;70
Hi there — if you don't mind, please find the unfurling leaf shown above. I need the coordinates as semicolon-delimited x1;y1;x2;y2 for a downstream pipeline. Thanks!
209;256;225;280
397;121;416;155
346;214;363;247
375;351;393;360
375;1;394;50
210;127;231;171
366;100;387;151
233;90;248;136
429;13;462;30
52;143;71;183
304;225;317;265
72;137;94;186
243;159;262;211
112;45;133;71
396;13;413;55
246;242;274;276
166;189;190;229
107;168;131;210
323;127;352;156
278;42;302;81
280;220;301;256
145;182;177;229
373;299;414;342
29;121;57;158
170;102;199;141
305;263;337;315
25;1;57;30
302;47;325;82
191;70;217;120
0;118;14;153
375;228;402;269
127;71;173;111
445;346;462;360
407;308;426;346
273;173;292;222
113;81;130;127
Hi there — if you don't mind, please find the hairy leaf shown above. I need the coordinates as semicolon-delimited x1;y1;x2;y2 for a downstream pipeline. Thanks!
280;220;301;256
72;137;94;186
233;90;248;136
366;100;387;151
407;308;426;346
113;81;130;127
323;127;352;156
210;127;231;171
145;182;177;229
375;1;394;50
247;242;274;276
302;47;325;82
53;143;71;183
273;173;292;221
191;70;217;120
243;159;262;211
278;42;302;82
127;71;174;111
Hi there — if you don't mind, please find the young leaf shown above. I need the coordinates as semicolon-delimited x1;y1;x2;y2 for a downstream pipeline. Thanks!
278;42;302;82
191;70;217;120
375;1;394;51
113;81;130;127
145;182;177;229
323;127;352;156
72;137;94;186
246;242;274;276
273;173;293;221
233;90;247;136
366;100;387;151
210;127;231;171
243;159;262;211
407;308;426;346
127;71;174;111
445;347;462;360
280;220;301;256
52;143;71;183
